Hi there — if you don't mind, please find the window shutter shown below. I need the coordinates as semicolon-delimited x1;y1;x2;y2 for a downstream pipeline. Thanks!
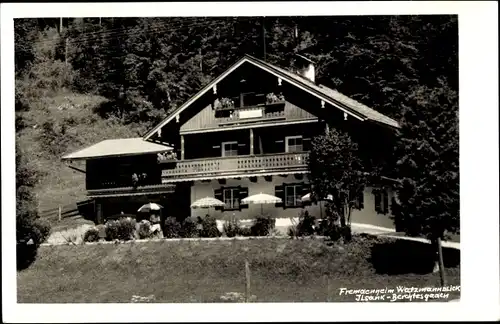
383;190;389;215
303;138;312;151
373;189;381;214
275;184;284;208
239;186;249;210
214;187;224;211
355;190;364;210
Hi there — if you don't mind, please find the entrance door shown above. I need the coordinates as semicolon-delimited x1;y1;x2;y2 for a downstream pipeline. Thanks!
166;182;192;222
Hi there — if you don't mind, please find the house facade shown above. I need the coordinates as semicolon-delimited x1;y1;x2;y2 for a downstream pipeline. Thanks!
62;54;400;229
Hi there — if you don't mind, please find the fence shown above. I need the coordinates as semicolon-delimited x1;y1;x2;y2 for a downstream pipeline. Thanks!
38;199;94;221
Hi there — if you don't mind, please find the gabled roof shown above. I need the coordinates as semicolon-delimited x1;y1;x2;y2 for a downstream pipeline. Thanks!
143;55;400;140
61;138;172;161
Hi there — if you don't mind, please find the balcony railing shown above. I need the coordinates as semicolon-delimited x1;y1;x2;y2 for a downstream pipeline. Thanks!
217;108;286;125
161;152;308;180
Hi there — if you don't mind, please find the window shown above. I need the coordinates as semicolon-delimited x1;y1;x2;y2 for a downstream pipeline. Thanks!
354;190;364;210
284;184;302;207
222;141;238;157
223;187;240;210
285;136;303;153
374;188;389;214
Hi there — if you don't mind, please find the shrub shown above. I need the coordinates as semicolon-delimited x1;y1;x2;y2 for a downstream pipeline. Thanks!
104;220;120;241
315;219;342;241
294;210;316;237
163;216;181;238
180;217;199;238
104;217;136;241
200;215;221;238
83;227;100;242
287;225;299;238
223;219;242;238
250;215;276;236
238;227;252;237
117;217;136;241
137;220;153;239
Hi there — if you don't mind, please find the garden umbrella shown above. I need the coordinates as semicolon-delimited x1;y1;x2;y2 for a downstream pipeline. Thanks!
301;193;333;219
137;202;163;213
241;192;282;214
190;197;225;216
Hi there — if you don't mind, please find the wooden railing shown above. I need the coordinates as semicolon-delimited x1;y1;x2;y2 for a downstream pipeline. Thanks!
217;108;285;125
161;152;308;179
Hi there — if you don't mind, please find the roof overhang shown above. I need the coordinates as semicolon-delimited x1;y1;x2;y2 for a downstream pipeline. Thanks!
143;55;400;140
61;138;173;161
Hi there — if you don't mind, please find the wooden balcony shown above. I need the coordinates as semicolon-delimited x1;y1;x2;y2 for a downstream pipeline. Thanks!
217;108;286;125
161;152;308;182
87;183;175;198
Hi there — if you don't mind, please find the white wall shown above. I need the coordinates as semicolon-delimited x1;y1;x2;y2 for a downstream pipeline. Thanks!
189;175;396;229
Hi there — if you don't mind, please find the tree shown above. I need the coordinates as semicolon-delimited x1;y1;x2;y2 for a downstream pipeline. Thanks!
391;79;459;285
308;129;367;240
16;143;51;270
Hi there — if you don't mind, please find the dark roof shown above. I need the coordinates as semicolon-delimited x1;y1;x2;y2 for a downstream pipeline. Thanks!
143;55;400;139
246;55;400;128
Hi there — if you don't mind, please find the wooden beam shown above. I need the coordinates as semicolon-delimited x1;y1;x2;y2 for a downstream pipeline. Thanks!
180;135;185;160
250;129;254;155
68;165;86;174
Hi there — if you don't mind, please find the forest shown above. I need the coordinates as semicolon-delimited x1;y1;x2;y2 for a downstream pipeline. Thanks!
14;15;458;222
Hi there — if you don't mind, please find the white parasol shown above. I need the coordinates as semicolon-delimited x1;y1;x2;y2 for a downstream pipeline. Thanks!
241;192;282;214
191;196;225;216
137;202;163;213
300;193;333;219
190;197;225;209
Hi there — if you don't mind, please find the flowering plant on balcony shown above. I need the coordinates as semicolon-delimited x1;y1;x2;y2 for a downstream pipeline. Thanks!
215;97;235;110
157;151;177;163
266;92;285;104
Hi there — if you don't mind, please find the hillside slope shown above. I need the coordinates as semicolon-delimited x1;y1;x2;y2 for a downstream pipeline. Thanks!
16;91;148;213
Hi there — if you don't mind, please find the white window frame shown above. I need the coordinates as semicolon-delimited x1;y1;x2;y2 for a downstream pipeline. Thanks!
221;141;238;157
284;184;302;207
223;187;240;210
285;135;303;153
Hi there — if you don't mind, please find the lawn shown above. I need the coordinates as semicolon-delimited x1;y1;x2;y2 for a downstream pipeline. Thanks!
17;235;460;303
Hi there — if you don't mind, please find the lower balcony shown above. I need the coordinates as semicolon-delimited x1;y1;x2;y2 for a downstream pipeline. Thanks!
161;152;309;182
87;183;175;198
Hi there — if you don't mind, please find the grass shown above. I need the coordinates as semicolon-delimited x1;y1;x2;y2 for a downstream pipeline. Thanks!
17;235;460;303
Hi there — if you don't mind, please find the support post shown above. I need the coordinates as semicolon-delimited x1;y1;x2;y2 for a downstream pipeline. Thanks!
58;206;62;221
180;135;185;160
325;122;330;134
96;202;103;224
437;237;447;286
245;259;251;302
250;129;254;155
60;17;63;34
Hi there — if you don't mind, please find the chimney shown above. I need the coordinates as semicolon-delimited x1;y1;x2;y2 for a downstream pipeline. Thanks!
294;54;315;83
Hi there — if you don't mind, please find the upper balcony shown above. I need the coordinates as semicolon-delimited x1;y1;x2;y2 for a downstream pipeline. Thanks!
161;152;309;182
179;92;317;134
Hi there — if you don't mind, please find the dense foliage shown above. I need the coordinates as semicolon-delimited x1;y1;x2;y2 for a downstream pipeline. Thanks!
308;129;366;231
16;142;51;270
391;81;459;240
15;16;457;125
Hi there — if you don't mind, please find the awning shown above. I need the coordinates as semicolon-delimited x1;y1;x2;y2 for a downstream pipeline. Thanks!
62;138;173;161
